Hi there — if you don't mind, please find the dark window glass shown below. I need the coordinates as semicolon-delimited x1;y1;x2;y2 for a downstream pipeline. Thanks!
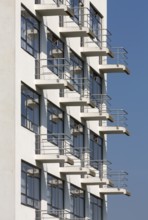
70;50;84;94
90;131;103;171
70;117;84;158
21;5;40;58
47;29;64;77
47;101;64;146
90;194;103;220
70;185;85;218
21;83;40;133
90;4;102;42
47;174;64;216
90;68;102;103
21;161;41;209
70;0;84;25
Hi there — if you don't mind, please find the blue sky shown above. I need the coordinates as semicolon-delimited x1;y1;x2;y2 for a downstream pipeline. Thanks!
107;1;148;219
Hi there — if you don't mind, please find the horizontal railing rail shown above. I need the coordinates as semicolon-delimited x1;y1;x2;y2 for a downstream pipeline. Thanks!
81;94;111;115
107;170;128;188
62;7;104;37
35;0;72;7
105;47;128;66
36;209;90;220
109;109;128;127
85;29;112;49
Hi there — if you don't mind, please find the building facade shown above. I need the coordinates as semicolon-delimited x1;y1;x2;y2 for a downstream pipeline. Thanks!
0;0;130;219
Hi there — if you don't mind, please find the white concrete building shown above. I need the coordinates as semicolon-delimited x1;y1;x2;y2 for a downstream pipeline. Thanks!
0;0;130;219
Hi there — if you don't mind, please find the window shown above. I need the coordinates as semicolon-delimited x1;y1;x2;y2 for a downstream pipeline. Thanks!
90;194;103;220
90;4;102;42
70;0;84;25
47;101;64;145
90;68;102;103
21;5;40;58
21;161;41;209
47;174;64;216
90;131;103;171
70;184;85;218
70;117;84;158
47;29;64;77
70;50;84;94
21;83;40;133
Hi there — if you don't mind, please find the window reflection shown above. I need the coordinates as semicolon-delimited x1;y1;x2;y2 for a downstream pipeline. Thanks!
21;83;40;133
21;161;41;209
21;5;40;58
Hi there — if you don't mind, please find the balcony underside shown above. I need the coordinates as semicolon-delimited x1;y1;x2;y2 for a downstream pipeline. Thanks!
35;4;73;16
80;47;114;58
99;64;130;75
99;188;131;196
60;167;89;175
81;177;113;186
35;154;74;164
80;112;113;122
60;98;87;106
59;27;95;38
99;126;130;136
35;154;66;163
34;79;74;90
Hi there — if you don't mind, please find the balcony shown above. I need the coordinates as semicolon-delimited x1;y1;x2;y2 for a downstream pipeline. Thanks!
35;58;74;90
99;171;131;196
99;47;130;75
59;89;95;107
35;0;73;17
80;94;113;122
59;8;95;38
35;133;74;164
99;109;130;136
81;160;113;186
80;29;114;58
36;210;89;220
36;210;70;220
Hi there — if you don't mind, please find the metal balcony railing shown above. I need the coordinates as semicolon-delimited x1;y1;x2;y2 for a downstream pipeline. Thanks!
82;94;111;114
85;29;112;49
35;0;72;7
62;7;102;36
36;209;89;220
106;47;128;66
89;159;111;177
36;209;70;220
109;109;128;128
107;171;128;188
35;133;71;155
81;158;129;188
35;58;71;79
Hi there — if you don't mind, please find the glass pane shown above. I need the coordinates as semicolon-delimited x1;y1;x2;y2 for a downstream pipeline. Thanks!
21;172;26;194
21;17;26;40
34;178;40;200
21;94;26;116
27;22;34;47
27;176;34;198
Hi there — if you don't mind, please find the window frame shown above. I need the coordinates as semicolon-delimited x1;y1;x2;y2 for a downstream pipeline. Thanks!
47;101;64;146
21;82;40;134
90;130;103;170
21;4;40;58
70;117;84;158
70;184;85;218
90;194;103;220
90;3;103;42
21;160;41;209
47;28;64;77
47;173;64;216
90;68;102;101
70;50;84;94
